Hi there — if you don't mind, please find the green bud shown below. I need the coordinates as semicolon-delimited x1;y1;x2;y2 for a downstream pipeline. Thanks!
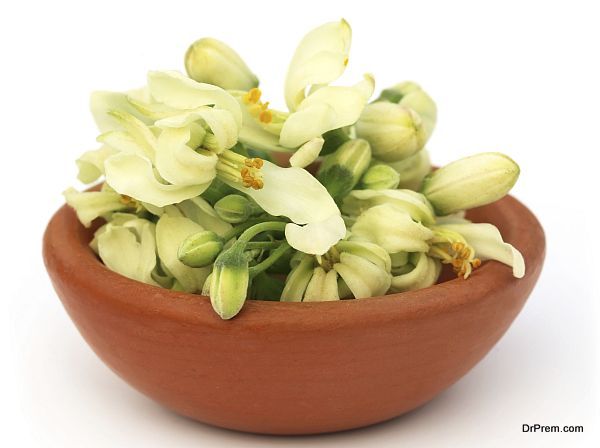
388;149;432;191
210;247;249;319
318;139;372;199
377;81;437;140
360;163;400;190
421;152;520;215
355;102;426;162
177;230;223;268
185;38;259;90
214;194;252;223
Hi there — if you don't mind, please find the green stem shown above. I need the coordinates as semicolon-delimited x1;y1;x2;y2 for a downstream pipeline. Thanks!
245;241;285;250
237;221;287;244
248;242;292;278
220;217;288;243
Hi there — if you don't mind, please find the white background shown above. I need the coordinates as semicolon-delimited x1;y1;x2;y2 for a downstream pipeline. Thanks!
1;0;599;446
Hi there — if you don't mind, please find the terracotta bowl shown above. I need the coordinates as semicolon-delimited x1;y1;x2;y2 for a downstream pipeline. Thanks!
43;194;545;435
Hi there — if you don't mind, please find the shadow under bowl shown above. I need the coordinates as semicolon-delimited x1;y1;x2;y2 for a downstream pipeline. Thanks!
43;194;545;435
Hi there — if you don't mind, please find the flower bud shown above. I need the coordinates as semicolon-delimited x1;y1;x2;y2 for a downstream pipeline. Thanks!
388;149;432;191
185;38;259;91
421;152;520;215
317;139;372;199
210;247;249;319
214;194;252;223
360;163;400;190
377;82;437;140
355;102;426;162
177;230;223;268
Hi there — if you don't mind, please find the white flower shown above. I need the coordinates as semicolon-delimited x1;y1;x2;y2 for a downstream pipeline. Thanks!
342;189;435;225
63;186;135;227
350;203;434;253
431;222;525;278
284;19;352;112
389;252;441;293
92;215;158;286
234;20;374;156
222;160;346;255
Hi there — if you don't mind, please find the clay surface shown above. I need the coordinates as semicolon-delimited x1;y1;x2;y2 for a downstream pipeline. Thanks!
43;195;545;435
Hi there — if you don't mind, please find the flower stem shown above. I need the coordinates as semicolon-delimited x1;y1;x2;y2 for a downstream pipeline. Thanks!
248;242;292;278
220;217;287;243
237;221;287;244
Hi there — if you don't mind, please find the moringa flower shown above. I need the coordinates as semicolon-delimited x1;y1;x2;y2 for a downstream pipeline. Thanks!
232;20;374;156
84;71;346;256
92;214;158;286
284;19;352;112
389;252;441;292
429;220;525;278
281;240;391;301
63;185;139;227
342;189;436;225
350;203;434;253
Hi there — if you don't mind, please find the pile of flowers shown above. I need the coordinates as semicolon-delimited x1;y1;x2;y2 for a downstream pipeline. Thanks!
65;19;525;319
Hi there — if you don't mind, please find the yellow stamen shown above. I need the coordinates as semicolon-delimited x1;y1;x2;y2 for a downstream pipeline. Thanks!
243;87;262;104
343;57;349;66
259;109;273;124
120;195;136;206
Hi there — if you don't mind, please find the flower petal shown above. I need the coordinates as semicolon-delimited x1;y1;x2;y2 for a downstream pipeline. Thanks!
439;223;525;278
284;19;352;111
76;145;118;184
390;253;441;293
350;204;434;253
155;215;212;292
96;219;158;286
155;107;239;152
231;160;340;224
154;127;218;186
342;188;435;225
303;267;340;302
280;75;375;148
285;215;346;256
63;187;128;227
176;197;232;237
90;90;151;132
147;70;242;127
289;137;324;168
105;153;210;207
333;252;391;298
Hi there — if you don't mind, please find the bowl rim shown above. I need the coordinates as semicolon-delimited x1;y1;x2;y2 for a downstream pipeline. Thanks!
43;194;545;330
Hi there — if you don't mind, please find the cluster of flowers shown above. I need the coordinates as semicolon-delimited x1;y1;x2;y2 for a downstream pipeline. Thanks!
65;20;524;319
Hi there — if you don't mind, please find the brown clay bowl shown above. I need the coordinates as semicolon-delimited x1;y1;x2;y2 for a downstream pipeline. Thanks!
43;194;545;435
